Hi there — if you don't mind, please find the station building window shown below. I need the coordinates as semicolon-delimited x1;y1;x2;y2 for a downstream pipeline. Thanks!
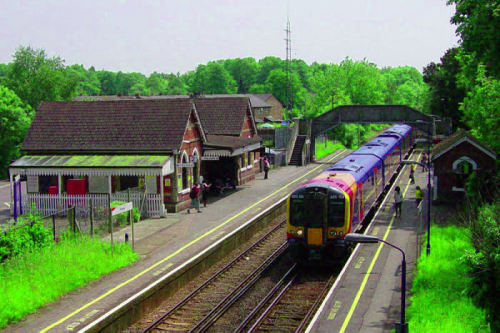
181;152;189;190
452;156;477;191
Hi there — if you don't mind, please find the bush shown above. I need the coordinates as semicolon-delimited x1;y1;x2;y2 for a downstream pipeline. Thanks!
110;201;140;226
461;201;499;332
0;209;52;261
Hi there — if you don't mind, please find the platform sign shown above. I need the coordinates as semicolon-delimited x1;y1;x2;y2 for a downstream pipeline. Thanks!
111;202;133;216
178;163;194;168
201;156;219;161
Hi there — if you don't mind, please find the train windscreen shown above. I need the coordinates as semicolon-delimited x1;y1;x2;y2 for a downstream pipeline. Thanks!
289;188;327;228
328;191;345;227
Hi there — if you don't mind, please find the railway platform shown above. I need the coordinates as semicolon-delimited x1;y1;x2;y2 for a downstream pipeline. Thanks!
5;150;349;333
307;150;428;333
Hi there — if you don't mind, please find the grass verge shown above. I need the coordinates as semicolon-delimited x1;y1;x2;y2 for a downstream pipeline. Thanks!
0;235;138;329
408;225;489;332
315;141;345;160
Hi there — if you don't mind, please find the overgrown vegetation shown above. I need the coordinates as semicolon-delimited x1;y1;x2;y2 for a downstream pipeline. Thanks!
0;234;137;329
408;225;489;332
0;209;52;261
314;141;345;160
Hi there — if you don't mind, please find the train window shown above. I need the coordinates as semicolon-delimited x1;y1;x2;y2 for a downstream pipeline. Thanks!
328;195;345;227
289;198;305;226
305;193;327;228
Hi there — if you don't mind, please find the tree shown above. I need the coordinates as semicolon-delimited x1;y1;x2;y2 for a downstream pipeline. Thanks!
383;66;427;109
96;70;117;95
448;0;500;78
340;58;386;105
6;46;76;109
264;68;305;115
257;57;285;84
223;58;258;93
460;64;500;152
65;64;101;96
189;62;237;94
146;72;168;95
0;86;32;178
423;47;466;128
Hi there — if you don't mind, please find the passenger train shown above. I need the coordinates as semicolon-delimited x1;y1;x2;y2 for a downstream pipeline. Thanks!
286;124;414;263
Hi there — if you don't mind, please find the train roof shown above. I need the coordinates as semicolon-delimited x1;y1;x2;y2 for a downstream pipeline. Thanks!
380;124;412;138
352;136;399;159
326;153;382;183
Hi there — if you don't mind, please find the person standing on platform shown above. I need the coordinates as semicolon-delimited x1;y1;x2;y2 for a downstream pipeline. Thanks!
409;164;415;184
394;186;403;217
263;156;270;180
187;183;201;213
201;179;211;208
415;186;423;208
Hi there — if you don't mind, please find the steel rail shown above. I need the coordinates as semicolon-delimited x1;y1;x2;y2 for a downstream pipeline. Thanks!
142;218;286;332
190;242;289;332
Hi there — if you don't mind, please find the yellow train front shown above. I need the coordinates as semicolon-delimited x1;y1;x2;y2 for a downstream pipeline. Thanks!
286;124;413;263
287;181;352;263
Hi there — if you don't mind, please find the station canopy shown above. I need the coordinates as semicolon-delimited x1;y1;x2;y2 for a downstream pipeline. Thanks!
9;155;174;177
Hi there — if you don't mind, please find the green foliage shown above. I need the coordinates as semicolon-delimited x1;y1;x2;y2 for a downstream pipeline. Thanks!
223;58;258;93
5;46;76;109
314;141;345;160
0;85;32;178
459;64;500;152
461;202;499;332
408;225;489;332
448;0;500;78
0;208;52;261
189;61;237;94
0;235;137;328
110;201;140;225
423;47;467;127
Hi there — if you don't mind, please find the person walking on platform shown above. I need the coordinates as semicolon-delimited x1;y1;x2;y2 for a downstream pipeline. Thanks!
394;186;403;217
409;164;415;184
421;153;428;172
263;156;270;180
187;183;201;213
415;186;423;208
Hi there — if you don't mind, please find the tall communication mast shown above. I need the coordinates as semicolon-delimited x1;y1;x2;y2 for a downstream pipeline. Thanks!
285;17;292;122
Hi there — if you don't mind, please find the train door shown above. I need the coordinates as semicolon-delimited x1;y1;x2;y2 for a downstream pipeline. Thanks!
304;189;328;246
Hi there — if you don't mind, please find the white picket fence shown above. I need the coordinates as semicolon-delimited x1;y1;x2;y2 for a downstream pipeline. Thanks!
22;193;163;218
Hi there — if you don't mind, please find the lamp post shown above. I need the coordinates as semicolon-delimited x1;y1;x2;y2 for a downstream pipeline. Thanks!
416;119;432;255
345;233;408;333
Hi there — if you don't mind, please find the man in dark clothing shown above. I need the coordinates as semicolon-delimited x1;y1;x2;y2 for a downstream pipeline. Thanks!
263;157;270;179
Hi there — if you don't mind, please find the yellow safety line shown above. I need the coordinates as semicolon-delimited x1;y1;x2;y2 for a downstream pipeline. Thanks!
40;150;346;333
339;151;422;333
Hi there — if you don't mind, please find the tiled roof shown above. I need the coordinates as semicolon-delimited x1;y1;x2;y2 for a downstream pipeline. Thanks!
194;97;251;136
21;99;193;153
205;134;261;149
432;129;497;161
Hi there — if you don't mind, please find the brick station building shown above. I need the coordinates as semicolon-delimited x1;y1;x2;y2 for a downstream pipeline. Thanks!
431;129;497;201
10;96;262;214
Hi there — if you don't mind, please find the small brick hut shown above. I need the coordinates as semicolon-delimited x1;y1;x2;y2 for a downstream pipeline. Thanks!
431;129;496;201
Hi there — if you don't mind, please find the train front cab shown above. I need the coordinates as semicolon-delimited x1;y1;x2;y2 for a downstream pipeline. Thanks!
287;184;351;263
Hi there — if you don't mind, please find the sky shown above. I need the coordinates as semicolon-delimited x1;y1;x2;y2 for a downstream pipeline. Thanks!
0;0;459;75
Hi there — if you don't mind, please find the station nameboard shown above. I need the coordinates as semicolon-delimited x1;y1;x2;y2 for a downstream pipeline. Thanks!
178;163;194;168
111;202;133;216
201;156;220;161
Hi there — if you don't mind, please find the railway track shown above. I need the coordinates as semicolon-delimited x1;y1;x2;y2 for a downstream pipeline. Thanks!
142;220;288;332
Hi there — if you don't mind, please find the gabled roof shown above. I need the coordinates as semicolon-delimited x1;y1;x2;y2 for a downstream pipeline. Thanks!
432;129;497;161
21;99;195;153
194;97;254;136
204;134;261;149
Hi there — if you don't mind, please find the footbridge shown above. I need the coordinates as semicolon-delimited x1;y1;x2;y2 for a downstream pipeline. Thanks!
292;105;452;163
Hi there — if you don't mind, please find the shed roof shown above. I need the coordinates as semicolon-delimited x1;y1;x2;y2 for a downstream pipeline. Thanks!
22;99;194;153
432;129;497;161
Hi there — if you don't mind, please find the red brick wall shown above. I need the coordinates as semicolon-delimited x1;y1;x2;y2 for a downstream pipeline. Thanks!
434;140;496;200
240;108;255;138
164;111;203;211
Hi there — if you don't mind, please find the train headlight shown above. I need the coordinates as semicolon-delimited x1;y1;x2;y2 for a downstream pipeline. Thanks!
297;229;303;237
339;231;343;236
330;230;336;236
